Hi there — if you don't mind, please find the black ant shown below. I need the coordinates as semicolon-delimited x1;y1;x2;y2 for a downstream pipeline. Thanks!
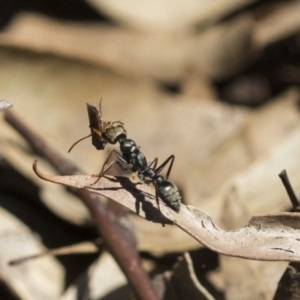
69;101;181;221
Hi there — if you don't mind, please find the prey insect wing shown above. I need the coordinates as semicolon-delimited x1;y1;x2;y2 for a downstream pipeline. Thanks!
86;103;107;150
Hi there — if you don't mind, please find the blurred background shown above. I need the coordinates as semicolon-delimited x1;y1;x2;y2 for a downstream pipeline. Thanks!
1;1;300;299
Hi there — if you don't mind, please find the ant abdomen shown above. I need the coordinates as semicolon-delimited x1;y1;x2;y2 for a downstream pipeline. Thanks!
154;179;181;212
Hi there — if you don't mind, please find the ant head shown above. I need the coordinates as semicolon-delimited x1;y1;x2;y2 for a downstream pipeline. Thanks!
90;128;107;150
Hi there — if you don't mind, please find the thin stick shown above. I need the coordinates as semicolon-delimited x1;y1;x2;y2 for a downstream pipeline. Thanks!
9;239;102;266
279;169;300;212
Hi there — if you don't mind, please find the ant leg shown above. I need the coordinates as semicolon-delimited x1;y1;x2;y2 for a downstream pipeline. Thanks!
85;160;130;188
99;149;123;173
155;155;175;180
98;97;103;115
140;157;158;184
155;189;165;227
147;157;158;169
84;159;116;188
112;152;136;173
99;148;137;176
85;149;126;187
111;120;124;126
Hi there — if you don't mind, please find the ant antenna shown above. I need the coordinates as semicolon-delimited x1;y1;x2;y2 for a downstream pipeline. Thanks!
99;97;103;116
68;134;92;153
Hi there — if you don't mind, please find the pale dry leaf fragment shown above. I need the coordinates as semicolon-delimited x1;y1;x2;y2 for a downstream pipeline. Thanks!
182;70;217;100
245;87;300;159
87;0;257;32
0;207;64;300
221;256;286;300
210;124;300;221
33;161;300;262
60;251;129;300
4;3;300;86
190;15;256;80
1;13;189;82
0;12;254;82
254;1;300;49
192;88;300;232
88;251;129;300
0;99;12;112
159;252;215;300
0;124;91;226
219;184;287;300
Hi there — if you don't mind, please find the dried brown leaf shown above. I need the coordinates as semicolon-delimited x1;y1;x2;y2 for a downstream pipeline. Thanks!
33;161;300;262
87;0;257;32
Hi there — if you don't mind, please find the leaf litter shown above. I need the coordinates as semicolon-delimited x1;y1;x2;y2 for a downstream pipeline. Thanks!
1;2;300;299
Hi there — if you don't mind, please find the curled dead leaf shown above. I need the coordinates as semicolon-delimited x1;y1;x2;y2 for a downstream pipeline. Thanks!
33;160;300;262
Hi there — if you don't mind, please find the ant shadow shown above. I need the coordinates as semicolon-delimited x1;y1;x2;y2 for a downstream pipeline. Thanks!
96;175;173;225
